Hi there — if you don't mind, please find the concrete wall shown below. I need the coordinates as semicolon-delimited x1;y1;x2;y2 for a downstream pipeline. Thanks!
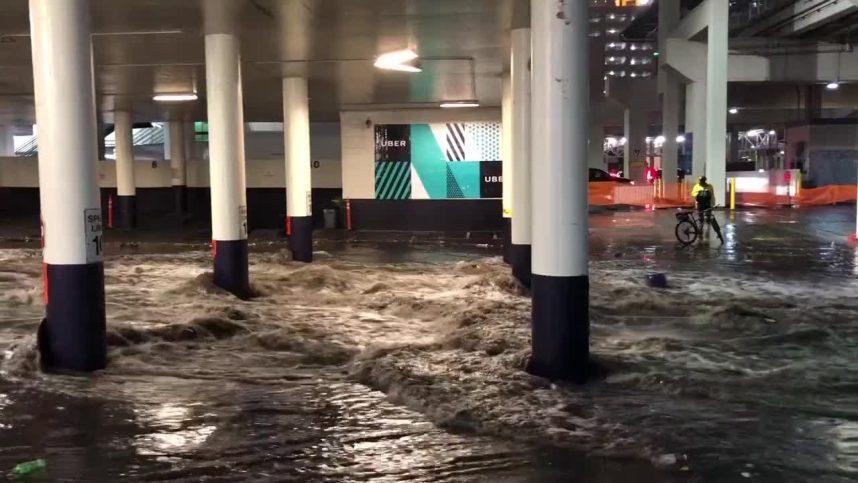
340;108;501;199
0;122;343;190
785;122;858;187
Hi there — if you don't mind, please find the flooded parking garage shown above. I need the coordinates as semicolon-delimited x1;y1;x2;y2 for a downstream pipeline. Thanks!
0;207;855;481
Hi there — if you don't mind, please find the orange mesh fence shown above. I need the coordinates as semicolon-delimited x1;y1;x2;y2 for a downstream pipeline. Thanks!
736;185;856;207
589;182;856;208
588;182;693;208
797;185;857;206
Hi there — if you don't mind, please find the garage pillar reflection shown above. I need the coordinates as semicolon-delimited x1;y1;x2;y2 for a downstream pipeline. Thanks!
510;27;532;287
283;77;313;263
204;0;251;299
29;0;107;372
530;0;590;383
113;110;136;229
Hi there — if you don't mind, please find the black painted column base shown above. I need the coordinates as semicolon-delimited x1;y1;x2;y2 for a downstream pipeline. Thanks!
510;243;532;288
213;239;253;300
38;263;107;373
530;274;589;384
289;216;313;263
502;218;511;264
115;195;136;229
173;185;188;215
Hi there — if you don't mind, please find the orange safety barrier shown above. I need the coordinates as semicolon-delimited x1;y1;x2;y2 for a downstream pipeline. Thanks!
588;182;693;208
589;182;856;209
736;185;857;207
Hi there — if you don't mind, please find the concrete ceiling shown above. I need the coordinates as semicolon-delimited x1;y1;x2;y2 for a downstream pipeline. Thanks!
0;0;521;127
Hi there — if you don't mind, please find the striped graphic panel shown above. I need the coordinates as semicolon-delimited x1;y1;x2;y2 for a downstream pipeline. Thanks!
445;123;466;161
375;161;412;200
446;164;464;198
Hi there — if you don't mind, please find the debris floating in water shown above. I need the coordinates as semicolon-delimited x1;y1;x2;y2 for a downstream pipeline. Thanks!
10;458;46;477
645;273;669;288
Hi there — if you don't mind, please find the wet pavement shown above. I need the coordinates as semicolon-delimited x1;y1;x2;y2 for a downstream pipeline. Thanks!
0;205;855;482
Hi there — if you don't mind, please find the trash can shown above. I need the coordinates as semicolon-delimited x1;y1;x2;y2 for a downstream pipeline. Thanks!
323;208;337;229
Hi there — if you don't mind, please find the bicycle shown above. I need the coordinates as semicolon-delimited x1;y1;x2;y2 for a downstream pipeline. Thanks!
675;208;723;246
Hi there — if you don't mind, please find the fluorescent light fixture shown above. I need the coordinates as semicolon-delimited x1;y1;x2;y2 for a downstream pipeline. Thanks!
440;100;480;108
728;107;739;114
153;93;198;102
826;81;840;90
374;49;421;73
676;135;686;143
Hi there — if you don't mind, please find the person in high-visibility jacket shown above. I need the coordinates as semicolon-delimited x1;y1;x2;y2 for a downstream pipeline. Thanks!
691;176;723;243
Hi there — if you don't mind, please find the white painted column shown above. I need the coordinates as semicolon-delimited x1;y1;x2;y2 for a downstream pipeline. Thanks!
0;125;13;157
114;111;135;196
205;1;251;298
624;108;646;180
704;0;729;204
510;27;532;286
163;121;172;160
169;121;187;187
183;120;196;164
530;0;590;383
501;73;513;263
29;0;106;371
283;76;314;262
686;80;707;179
113;110;137;228
169;120;188;214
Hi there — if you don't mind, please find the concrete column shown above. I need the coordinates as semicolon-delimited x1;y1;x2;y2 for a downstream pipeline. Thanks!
510;27;532;287
0;125;13;157
169;121;188;214
704;0;729;204
804;85;823;122
501;73;513;263
283;77;313;263
686;80;707;179
624;108;646;180
183;120;196;165
29;0;106;372
205;1;251;299
530;0;590;383
661;74;681;182
163;121;172;160
659;0;680;182
113;110;136;229
588;111;604;169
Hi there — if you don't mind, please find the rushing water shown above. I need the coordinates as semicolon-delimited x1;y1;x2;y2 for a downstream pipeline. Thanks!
0;207;855;481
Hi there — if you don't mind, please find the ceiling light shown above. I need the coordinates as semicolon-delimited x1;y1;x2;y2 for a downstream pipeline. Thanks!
153;93;198;102
768;130;776;136
826;81;840;90
676;135;686;143
374;49;422;73
729;107;739;114
440;101;480;108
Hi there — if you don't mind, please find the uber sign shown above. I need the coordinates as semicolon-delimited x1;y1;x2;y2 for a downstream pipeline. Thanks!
479;161;502;198
375;124;411;162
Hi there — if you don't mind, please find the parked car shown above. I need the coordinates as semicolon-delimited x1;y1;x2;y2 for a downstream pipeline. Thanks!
589;168;631;184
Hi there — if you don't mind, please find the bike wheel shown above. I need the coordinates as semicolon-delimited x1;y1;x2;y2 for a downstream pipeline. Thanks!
675;220;698;246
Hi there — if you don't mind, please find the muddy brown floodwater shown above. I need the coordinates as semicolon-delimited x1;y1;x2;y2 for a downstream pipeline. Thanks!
0;206;856;482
